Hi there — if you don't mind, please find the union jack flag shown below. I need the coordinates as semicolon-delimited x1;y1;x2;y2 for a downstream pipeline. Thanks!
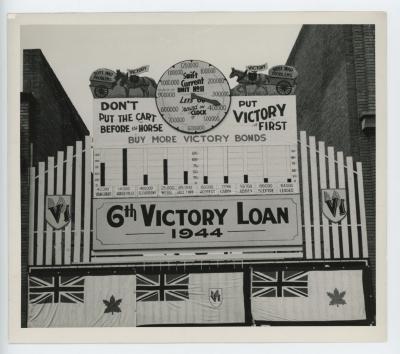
136;274;189;302
29;275;85;304
252;270;308;298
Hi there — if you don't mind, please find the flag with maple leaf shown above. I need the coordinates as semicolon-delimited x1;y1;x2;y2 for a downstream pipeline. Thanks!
327;288;347;307
136;272;245;326
251;269;366;322
28;275;136;327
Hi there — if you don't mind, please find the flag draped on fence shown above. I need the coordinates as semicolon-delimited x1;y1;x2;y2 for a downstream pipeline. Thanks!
136;272;245;326
27;269;367;326
28;275;136;327
251;269;366;322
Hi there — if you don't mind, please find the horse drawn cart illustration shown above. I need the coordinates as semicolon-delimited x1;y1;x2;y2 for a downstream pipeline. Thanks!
230;64;298;96
90;67;157;98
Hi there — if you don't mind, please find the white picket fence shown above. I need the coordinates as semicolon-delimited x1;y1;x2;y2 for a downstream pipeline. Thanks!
28;136;92;265
299;131;368;260
28;132;368;266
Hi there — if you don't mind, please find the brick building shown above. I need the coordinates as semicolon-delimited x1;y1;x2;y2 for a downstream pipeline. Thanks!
286;25;376;288
20;49;89;326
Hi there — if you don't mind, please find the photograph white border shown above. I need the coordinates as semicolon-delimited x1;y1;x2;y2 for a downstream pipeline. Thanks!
0;5;386;352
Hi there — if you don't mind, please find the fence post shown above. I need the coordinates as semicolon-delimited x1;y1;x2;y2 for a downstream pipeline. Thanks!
73;141;83;263
55;151;64;264
300;131;312;259
356;162;369;258
337;152;350;258
309;136;321;258
36;162;45;265
83;136;92;263
318;141;330;259
346;156;359;258
328;146;340;258
64;146;73;264
45;157;54;265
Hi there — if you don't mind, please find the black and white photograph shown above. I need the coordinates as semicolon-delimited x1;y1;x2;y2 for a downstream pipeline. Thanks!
6;11;387;343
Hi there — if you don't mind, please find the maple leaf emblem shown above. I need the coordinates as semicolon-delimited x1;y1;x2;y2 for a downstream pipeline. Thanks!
103;295;122;315
327;288;346;307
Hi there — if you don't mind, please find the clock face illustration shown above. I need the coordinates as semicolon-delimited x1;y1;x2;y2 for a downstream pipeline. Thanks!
156;60;231;134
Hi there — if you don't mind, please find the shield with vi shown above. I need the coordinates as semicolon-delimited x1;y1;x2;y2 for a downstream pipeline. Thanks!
321;189;347;223
45;195;72;230
209;288;223;308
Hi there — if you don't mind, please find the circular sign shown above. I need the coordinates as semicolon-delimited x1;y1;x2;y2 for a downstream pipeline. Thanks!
156;60;231;134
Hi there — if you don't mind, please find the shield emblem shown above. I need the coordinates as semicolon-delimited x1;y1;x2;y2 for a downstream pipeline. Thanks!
321;189;347;223
45;195;72;229
209;288;223;308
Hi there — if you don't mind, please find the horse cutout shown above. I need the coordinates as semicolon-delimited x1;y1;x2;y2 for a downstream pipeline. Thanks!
229;67;270;96
112;70;157;97
229;67;269;86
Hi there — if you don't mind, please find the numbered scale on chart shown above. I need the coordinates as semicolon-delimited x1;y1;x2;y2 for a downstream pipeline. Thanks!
93;145;299;198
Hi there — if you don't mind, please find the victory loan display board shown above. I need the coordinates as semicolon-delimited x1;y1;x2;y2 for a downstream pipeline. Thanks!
91;60;301;253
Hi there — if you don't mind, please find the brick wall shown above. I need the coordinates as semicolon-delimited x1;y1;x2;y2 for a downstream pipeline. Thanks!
343;26;376;312
351;25;376;118
287;25;376;314
287;25;353;155
23;49;89;166
20;49;89;327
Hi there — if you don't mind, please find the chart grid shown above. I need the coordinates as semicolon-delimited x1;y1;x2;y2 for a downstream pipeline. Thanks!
93;145;299;198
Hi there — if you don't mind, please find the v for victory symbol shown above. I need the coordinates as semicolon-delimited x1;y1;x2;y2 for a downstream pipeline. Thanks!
45;195;71;230
209;288;223;308
322;189;347;223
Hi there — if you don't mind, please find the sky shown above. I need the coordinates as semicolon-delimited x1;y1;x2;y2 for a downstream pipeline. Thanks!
21;24;301;132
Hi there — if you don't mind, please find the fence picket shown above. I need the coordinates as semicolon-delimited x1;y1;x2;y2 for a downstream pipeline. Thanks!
36;162;45;265
45;157;54;265
73;141;83;263
356;162;369;258
337;152;350;258
55;151;64;264
318;142;330;259
309;136;321;258
328;147;340;258
83;136;92;263
346;156;359;258
64;146;73;264
300;131;312;259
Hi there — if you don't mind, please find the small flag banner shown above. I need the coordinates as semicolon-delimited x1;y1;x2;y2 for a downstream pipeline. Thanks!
246;63;268;72
136;272;245;326
28;275;136;327
27;269;368;327
251;269;366;322
127;65;150;75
